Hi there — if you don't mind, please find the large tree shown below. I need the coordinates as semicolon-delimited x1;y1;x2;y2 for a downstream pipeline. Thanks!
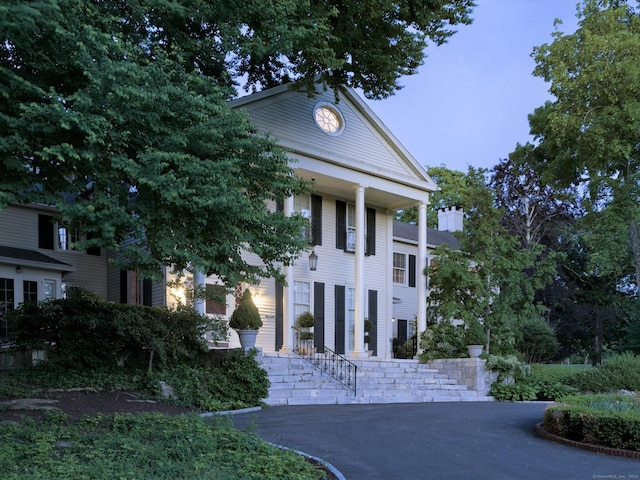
491;144;581;248
529;0;640;293
0;0;475;284
425;167;558;354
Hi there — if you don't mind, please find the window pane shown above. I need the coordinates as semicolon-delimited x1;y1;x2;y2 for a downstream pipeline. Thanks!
294;281;311;320
23;281;38;303
206;284;226;315
58;226;81;250
393;253;406;284
43;280;55;300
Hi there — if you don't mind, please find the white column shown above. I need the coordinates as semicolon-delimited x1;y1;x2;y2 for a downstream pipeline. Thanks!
416;201;428;356
386;210;395;359
281;195;295;353
194;270;205;316
352;185;367;357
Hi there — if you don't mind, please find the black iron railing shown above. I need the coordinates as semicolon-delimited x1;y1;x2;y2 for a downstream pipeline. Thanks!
292;326;357;395
392;336;417;359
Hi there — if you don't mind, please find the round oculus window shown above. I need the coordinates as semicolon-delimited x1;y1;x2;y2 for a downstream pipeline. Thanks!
313;103;344;136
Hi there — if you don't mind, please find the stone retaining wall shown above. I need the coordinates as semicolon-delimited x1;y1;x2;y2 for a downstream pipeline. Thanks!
428;358;498;394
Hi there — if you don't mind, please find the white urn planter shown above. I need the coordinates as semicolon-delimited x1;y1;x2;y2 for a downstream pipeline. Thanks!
467;344;483;358
237;329;259;352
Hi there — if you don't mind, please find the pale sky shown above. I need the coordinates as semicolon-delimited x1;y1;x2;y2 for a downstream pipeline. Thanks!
365;0;581;173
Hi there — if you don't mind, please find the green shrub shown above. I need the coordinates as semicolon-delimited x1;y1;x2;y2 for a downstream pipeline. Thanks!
516;317;559;363
570;352;640;392
159;350;270;410
518;364;584;400
229;289;263;330
419;321;466;362
466;318;487;345
489;383;537;401
296;312;315;328
485;355;526;383
532;381;578;401
543;395;640;451
9;289;227;372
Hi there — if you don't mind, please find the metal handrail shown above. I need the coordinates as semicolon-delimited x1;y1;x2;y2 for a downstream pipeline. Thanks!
292;326;357;395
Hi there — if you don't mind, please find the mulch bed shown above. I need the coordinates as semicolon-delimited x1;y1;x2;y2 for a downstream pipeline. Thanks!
0;389;197;424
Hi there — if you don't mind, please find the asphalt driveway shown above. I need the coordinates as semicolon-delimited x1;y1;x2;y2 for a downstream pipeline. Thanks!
231;402;640;480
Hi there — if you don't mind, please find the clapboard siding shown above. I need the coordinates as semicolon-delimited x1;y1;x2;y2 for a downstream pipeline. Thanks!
0;205;108;298
242;89;416;178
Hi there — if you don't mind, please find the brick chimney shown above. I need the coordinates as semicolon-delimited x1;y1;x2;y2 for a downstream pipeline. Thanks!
437;206;464;232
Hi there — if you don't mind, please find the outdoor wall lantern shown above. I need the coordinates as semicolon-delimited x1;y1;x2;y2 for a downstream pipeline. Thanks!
309;250;318;271
15;265;22;274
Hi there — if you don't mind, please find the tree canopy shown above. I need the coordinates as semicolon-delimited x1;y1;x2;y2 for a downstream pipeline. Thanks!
529;0;640;292
1;0;475;285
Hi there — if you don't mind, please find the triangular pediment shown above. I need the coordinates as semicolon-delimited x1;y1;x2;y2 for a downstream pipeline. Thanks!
230;84;437;194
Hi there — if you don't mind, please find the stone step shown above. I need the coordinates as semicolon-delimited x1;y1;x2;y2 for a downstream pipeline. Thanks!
258;353;495;406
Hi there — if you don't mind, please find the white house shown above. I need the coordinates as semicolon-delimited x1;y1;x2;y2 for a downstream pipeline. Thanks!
193;84;439;359
0;83;440;360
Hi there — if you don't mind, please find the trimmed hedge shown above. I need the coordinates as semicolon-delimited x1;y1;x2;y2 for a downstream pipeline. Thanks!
543;395;640;451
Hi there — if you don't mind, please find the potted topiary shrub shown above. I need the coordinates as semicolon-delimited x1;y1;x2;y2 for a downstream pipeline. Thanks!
466;318;487;358
229;289;263;352
296;311;315;355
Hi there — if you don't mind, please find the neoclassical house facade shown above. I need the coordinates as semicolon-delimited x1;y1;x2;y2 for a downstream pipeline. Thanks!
196;84;438;359
0;83;442;359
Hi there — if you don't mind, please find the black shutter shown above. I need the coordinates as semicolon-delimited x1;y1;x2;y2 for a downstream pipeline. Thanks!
119;270;128;304
38;215;54;250
368;290;378;356
366;207;376;256
398;319;408;342
334;285;345;354
142;279;153;306
336;200;346;250
314;282;325;352
275;280;283;351
311;194;322;246
408;255;416;288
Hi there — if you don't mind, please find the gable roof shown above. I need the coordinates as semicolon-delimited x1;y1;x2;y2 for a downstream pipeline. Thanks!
392;220;460;250
0;245;75;272
230;83;438;202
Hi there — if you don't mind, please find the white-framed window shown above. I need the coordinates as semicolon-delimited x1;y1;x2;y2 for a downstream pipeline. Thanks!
295;194;312;242
346;203;356;252
393;252;407;285
58;225;81;251
23;280;38;303
347;286;355;352
293;281;311;320
43;280;56;300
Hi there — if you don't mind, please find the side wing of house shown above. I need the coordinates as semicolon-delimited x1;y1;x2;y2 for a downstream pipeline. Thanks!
391;210;463;357
222;84;437;359
0;204;108;342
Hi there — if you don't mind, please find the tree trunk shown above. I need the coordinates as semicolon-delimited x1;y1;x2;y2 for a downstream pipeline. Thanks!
629;221;640;294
